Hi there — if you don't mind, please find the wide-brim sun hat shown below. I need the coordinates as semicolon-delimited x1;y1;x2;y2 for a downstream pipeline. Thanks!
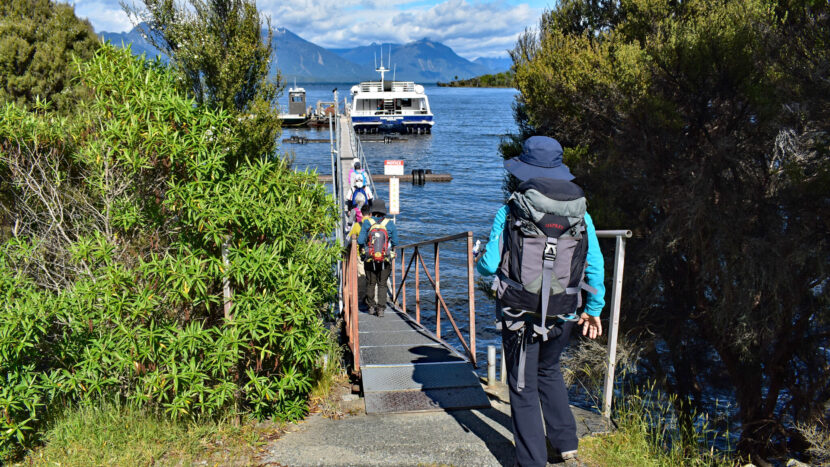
504;136;574;181
371;198;387;215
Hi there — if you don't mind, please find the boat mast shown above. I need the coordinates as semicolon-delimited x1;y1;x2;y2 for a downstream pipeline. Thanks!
376;46;389;88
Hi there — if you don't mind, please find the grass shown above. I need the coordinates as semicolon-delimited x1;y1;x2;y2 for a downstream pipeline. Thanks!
17;403;281;467
578;385;737;467
19;338;347;466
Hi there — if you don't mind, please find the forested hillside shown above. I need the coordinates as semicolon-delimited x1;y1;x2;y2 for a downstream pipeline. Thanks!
437;71;514;88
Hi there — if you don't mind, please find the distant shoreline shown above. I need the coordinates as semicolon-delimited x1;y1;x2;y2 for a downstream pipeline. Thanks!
437;71;514;88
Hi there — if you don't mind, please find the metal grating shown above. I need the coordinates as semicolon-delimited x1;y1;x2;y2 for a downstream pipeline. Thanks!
361;362;480;391
364;387;491;414
359;312;420;332
359;329;441;347
361;344;465;366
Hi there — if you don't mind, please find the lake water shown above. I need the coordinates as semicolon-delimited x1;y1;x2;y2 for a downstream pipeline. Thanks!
285;83;517;371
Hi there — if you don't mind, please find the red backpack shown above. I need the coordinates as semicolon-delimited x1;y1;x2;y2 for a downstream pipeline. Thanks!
365;218;390;263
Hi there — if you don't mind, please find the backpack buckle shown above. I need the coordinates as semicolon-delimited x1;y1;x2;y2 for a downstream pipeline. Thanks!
543;239;557;261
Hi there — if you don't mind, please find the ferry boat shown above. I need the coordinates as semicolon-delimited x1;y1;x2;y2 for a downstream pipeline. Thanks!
349;62;434;134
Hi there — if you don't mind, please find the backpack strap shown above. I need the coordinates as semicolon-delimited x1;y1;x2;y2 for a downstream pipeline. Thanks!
367;218;377;227
538;236;558;341
380;218;390;228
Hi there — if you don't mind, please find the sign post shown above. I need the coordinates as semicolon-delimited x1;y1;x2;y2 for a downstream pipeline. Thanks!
389;177;400;216
384;160;403;221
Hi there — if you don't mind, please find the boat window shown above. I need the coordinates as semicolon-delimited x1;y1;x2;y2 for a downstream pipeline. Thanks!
401;98;412;108
291;95;304;102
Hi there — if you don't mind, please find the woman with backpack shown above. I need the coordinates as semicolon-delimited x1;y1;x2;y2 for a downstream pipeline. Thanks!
476;136;605;467
356;199;398;317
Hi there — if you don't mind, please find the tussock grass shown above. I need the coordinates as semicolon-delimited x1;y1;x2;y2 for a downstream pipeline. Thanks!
580;385;736;467
20;403;275;467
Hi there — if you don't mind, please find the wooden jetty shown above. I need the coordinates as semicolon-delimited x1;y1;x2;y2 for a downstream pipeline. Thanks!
334;114;488;413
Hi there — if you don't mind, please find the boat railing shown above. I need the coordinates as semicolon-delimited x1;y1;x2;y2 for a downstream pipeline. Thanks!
359;81;416;93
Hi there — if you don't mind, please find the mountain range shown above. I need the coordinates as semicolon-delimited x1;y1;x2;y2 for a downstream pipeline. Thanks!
99;25;510;83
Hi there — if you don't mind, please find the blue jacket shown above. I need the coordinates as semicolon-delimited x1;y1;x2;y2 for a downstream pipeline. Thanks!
357;216;399;251
477;205;606;317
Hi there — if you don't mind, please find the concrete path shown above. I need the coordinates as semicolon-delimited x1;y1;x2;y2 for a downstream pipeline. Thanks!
259;383;610;467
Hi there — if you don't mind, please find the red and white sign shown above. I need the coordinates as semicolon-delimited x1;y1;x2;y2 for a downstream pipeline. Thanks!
384;160;404;176
389;177;400;215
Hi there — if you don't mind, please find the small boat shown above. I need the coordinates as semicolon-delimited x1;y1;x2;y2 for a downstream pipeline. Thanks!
349;58;434;134
280;85;310;127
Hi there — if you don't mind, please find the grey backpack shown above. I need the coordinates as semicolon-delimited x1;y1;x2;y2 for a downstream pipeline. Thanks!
493;178;596;389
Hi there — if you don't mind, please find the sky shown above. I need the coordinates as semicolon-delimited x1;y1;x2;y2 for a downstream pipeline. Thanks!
66;0;551;59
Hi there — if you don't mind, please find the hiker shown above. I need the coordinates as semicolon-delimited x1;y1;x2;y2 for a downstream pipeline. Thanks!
348;203;372;308
357;199;398;317
347;162;373;211
477;136;605;467
348;161;368;189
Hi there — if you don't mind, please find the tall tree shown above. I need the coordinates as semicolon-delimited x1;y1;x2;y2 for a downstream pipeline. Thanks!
123;0;281;161
0;0;99;113
509;0;830;460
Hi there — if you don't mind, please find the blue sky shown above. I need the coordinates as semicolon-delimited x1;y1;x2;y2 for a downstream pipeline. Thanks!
66;0;551;59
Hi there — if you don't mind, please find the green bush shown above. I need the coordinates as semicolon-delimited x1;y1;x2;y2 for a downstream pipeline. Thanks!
0;44;337;460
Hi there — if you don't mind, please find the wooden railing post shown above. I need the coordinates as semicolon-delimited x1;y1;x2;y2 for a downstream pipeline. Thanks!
414;247;421;323
466;232;476;365
401;249;407;313
435;243;441;339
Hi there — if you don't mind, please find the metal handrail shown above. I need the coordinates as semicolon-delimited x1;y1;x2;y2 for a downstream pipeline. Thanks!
342;238;360;372
348;123;376;195
391;231;477;366
594;229;632;419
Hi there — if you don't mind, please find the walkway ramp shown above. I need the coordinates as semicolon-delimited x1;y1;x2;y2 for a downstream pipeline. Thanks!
335;111;488;414
359;305;490;414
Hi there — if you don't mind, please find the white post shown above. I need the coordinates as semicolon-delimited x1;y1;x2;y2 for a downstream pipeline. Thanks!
602;235;626;418
500;344;507;383
487;345;497;386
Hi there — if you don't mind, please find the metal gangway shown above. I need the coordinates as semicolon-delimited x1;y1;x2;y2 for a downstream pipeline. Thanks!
330;105;488;413
328;96;632;418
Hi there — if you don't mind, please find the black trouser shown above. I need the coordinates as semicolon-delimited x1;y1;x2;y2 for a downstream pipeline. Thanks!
502;320;577;467
365;261;392;309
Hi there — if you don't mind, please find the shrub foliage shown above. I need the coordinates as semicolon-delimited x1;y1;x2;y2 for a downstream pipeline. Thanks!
507;0;830;459
0;45;337;459
0;0;99;113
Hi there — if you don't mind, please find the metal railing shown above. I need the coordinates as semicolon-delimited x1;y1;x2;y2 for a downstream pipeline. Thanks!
391;232;477;366
342;238;361;372
595;229;632;419
347;118;376;196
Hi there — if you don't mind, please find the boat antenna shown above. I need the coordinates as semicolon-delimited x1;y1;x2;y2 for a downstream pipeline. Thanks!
388;46;392;74
375;45;389;87
393;64;396;82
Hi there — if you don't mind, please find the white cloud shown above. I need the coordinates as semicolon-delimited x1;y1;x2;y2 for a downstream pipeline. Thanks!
259;0;539;57
70;0;540;58
65;0;133;32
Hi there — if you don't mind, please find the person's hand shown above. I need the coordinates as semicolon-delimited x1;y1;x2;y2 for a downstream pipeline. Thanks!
577;312;602;339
